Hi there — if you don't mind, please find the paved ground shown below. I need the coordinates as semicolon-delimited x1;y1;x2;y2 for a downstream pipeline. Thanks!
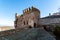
0;28;56;40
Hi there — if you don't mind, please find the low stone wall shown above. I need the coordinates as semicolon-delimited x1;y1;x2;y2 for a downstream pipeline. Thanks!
0;28;25;37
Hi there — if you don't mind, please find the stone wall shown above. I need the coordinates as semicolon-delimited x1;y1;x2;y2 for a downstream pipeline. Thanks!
40;18;60;25
14;6;40;28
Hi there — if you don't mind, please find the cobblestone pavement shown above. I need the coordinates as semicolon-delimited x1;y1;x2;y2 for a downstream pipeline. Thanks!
0;28;56;40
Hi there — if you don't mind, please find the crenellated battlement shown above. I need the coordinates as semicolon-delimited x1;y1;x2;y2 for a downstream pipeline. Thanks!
15;6;40;18
23;7;31;13
23;6;40;15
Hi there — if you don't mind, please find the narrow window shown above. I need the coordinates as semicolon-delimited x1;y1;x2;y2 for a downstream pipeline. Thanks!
24;21;25;25
27;21;28;25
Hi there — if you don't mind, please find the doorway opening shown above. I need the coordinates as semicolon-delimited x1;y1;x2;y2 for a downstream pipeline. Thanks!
29;26;32;28
34;23;36;28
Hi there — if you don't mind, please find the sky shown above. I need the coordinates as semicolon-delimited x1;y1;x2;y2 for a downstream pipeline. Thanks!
0;0;60;26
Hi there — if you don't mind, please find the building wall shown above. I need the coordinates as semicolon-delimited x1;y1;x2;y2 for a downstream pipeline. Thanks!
40;18;60;25
14;6;40;28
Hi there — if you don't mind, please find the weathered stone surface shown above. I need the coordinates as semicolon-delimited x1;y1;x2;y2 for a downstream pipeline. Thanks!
0;28;56;40
14;6;40;28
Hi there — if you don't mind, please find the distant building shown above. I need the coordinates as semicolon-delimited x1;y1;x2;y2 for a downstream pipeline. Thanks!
40;12;60;31
40;12;60;26
14;6;40;28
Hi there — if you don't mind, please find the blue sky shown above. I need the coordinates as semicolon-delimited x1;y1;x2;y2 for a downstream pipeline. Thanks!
0;0;60;26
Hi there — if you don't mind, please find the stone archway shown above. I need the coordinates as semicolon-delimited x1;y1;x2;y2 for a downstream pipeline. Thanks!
29;26;32;28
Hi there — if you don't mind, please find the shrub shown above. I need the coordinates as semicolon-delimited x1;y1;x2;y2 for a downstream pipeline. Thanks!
53;26;60;36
